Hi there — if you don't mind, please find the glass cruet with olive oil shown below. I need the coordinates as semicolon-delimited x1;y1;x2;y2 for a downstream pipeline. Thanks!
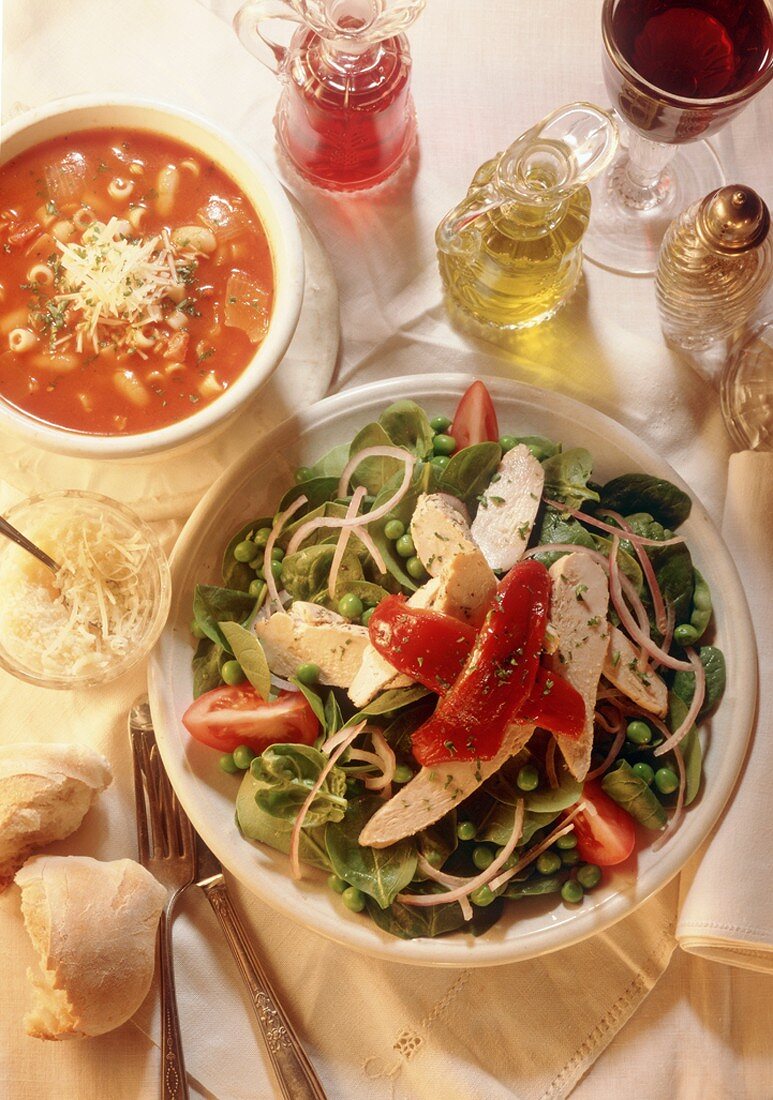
436;103;618;334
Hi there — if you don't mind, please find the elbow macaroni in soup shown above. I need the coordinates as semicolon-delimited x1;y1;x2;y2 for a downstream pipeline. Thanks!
0;129;275;435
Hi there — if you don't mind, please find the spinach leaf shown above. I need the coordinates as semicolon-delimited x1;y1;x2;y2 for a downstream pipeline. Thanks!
380;697;437;757
311;578;390;609
505;874;563;900
347;423;403;495
326;796;418;908
280;543;364;602
219;622;271;700
251;744;347;827
483;753;581;814
369;461;438;590
235;772;331;871
437;442;502;505
276;501;348;552
307;443;350;479
276;476;339;518
592;534;644;594
672;645;726;720
601;760;667;830
324;690;344;737
651;542;694;627
512;435;561;461
541;447;600;509
667;694;702;805
479;803;559;846
378;400;434;458
359;684;432;717
222;515;272;591
364;889;469;939
192;636;223;697
600;474;692;528
193;585;257;651
289;678;328;730
415;814;458;878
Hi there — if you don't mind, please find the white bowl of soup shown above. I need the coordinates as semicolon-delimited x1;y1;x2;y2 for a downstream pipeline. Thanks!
0;96;304;458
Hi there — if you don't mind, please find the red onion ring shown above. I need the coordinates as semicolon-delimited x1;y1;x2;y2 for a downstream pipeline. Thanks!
600;508;668;635
586;723;627;781
543;498;685;548
416;855;474;920
263;495;309;613
327;486;367;599
487;802;588;893
653;648;706;756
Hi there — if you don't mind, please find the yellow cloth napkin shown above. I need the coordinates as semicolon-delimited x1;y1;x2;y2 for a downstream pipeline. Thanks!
677;452;773;972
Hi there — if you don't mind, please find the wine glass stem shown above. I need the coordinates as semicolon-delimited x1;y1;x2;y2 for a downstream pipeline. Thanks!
614;130;677;210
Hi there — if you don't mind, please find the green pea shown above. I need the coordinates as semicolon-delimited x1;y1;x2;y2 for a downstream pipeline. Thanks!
561;848;580;866
632;761;655;785
433;433;456;456
338;593;364;620
556;832;577;850
221;660;245;686
233;539;256;563
499;435;517;452
470;885;496;907
295;466;313;483
561;880;584;904
395;533;415;558
190;619;206;639
393;764;413;784
271;546;285;562
254;527;272;548
577;864;602;890
536;851;562;875
248;579;265;598
384;519;405;541
232;744;256;770
655;767;679;794
457;820;477;841
327;874;347;894
516;764;539;791
430;415;452;432
269;559;284;580
626;719;652;745
341;886;365;913
472;845;494;870
219;752;239;775
693;578;712;612
406;556;426;580
674;623;699;647
296;662;320;686
431;455;451;471
361;607;375;627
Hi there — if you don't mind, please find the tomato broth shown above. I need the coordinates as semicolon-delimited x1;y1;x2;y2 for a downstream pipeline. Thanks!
0;129;275;435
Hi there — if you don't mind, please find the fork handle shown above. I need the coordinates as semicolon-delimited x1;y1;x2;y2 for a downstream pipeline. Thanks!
158;907;190;1100
201;879;327;1100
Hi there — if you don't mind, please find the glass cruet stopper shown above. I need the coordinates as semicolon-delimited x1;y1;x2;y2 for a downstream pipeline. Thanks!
656;186;773;353
436;103;618;256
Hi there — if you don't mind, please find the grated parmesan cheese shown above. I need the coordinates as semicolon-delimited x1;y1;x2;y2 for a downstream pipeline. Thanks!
0;509;161;679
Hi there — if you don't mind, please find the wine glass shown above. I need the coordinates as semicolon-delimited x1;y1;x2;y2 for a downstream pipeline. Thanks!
584;0;773;275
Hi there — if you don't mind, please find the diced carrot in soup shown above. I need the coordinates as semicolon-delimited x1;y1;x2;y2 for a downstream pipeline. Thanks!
0;129;274;435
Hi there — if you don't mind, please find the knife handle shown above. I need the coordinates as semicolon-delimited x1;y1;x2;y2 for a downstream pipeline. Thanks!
201;879;327;1100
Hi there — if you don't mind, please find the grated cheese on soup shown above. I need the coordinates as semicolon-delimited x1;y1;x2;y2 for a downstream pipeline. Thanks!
0;512;157;677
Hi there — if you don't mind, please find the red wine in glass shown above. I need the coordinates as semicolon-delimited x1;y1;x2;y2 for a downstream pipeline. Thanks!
604;0;773;142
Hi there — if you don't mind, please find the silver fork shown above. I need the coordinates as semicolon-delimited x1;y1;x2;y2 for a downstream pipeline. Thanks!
130;696;195;1100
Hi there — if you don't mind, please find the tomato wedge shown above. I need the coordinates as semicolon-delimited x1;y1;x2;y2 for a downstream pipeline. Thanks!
411;560;550;765
368;593;584;738
572;780;636;866
450;380;500;449
182;686;319;754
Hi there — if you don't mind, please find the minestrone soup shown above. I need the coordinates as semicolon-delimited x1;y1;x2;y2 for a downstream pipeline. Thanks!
0;129;275;435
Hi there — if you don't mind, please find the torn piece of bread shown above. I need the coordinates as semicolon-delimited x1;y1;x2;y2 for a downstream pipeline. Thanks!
15;855;166;1040
0;743;112;890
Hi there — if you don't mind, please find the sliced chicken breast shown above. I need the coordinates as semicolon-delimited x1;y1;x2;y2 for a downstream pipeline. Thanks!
470;444;545;571
603;626;668;717
254;611;368;687
410;493;475;577
547;553;610;782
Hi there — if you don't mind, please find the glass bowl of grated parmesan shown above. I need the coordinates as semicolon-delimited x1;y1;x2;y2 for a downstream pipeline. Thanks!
0;491;171;688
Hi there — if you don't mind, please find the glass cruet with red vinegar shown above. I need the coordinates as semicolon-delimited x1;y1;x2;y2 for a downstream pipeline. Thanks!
234;0;425;192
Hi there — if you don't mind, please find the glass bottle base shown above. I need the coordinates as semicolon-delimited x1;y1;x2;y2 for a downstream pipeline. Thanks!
584;140;725;276
442;286;573;342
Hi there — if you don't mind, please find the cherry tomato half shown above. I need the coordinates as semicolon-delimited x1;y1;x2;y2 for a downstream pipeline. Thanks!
572;780;637;866
450;380;500;450
182;686;319;754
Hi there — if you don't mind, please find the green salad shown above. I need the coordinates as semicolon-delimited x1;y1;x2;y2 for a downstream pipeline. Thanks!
184;382;725;940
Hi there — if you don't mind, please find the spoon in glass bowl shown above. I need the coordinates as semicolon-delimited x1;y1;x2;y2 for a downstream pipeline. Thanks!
0;515;60;573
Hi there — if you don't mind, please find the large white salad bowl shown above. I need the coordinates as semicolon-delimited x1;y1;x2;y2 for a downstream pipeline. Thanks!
148;374;756;967
0;95;304;460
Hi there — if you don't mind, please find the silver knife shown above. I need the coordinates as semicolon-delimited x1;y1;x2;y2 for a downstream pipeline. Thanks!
194;811;328;1100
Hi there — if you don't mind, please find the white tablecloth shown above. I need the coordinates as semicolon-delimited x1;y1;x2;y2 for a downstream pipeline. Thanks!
1;1;772;1097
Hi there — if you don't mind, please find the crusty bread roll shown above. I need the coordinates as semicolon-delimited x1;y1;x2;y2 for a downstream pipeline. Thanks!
0;742;112;890
15;855;166;1040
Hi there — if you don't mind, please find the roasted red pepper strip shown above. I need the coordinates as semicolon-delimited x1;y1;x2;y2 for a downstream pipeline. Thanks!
368;591;584;739
368;595;477;695
410;560;551;765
